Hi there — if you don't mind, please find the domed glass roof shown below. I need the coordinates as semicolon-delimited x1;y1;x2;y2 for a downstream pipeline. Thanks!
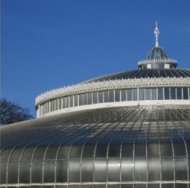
147;47;168;60
86;69;190;82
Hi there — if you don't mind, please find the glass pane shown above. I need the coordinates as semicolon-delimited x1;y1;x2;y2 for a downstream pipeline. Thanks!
175;157;188;180
70;146;83;158
139;88;144;100
93;92;98;104
33;147;46;159
32;160;43;183
135;143;146;157
115;90;120;102
81;159;93;182
158;88;163;100
44;160;55;182
104;91;109;102
145;88;151;100
148;158;160;181
95;144;108;158
127;89;132;101
99;91;104;103
45;147;58;159
57;146;71;159
108;159;120;181
183;87;188;99
87;93;92;104
134;158;147;181
82;144;95;158
164;87;170;100
0;162;6;184
177;88;182;99
147;143;159;157
68;159;80;182
8;161;18;183
121;89;127;101
19;161;30;183
108;144;121;157
171;88;176;99
56;160;67;182
152;88;157;100
122;144;133;157
161;158;174;181
94;159;107;181
132;89;137;101
109;90;114;102
121;158;134;181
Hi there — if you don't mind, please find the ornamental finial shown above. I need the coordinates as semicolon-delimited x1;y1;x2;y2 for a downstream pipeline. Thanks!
154;22;159;47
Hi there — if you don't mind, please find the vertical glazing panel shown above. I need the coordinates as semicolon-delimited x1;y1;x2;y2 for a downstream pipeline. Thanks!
175;157;188;180
70;96;74;107
122;144;133;157
173;143;186;156
161;184;174;188
33;147;46;160
56;159;67;182
109;90;114;102
82;144;95;158
108;144;121;157
87;93;92;104
68;159;80;182
121;158;134;181
139;88;144;100
74;95;78;106
145;88;151;100
104;91;109;102
0;162;6;184
147;143;159;157
8;161;18;183
177;88;182;99
158;87;163;100
135;143;146;157
160;143;172;157
94;159;107;182
132;89;137;101
57;146;71;159
121;185;133;188
19;161;30;183
70;146;83;158
134;158;147;181
99;91;104;103
127;89;132;101
81;159;93;182
115;90;120;102
108;185;120;188
175;184;187;188
171;88;176;99
45;147;58;159
134;185;146;188
44;160;55;182
152;88;157;100
93;92;98;104
161;158;174;181
31;160;43;183
148;158;160;181
164;87;170;100
121;89;127;101
108;158;120;181
95;144;108;158
183;87;188;99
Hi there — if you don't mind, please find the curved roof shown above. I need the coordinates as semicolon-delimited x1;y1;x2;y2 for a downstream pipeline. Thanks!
86;69;190;83
1;105;190;149
148;47;168;60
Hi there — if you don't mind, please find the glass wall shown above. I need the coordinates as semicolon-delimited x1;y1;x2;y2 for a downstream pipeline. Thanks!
39;87;190;116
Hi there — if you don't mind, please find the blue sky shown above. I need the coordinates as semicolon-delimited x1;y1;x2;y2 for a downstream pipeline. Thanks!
2;0;190;116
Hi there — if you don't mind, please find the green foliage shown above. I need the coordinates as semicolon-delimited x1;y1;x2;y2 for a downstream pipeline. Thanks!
0;99;33;125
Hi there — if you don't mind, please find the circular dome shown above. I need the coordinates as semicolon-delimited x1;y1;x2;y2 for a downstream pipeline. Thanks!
147;47;168;60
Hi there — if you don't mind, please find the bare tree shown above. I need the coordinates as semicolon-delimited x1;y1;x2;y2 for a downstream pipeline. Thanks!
0;99;33;125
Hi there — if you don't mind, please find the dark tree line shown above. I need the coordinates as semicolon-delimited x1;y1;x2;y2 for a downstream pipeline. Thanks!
0;99;33;125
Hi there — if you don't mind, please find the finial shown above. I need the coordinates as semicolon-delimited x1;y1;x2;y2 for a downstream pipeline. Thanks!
154;22;159;47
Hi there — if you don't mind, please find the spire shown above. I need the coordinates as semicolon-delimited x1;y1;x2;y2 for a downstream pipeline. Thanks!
154;22;159;47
